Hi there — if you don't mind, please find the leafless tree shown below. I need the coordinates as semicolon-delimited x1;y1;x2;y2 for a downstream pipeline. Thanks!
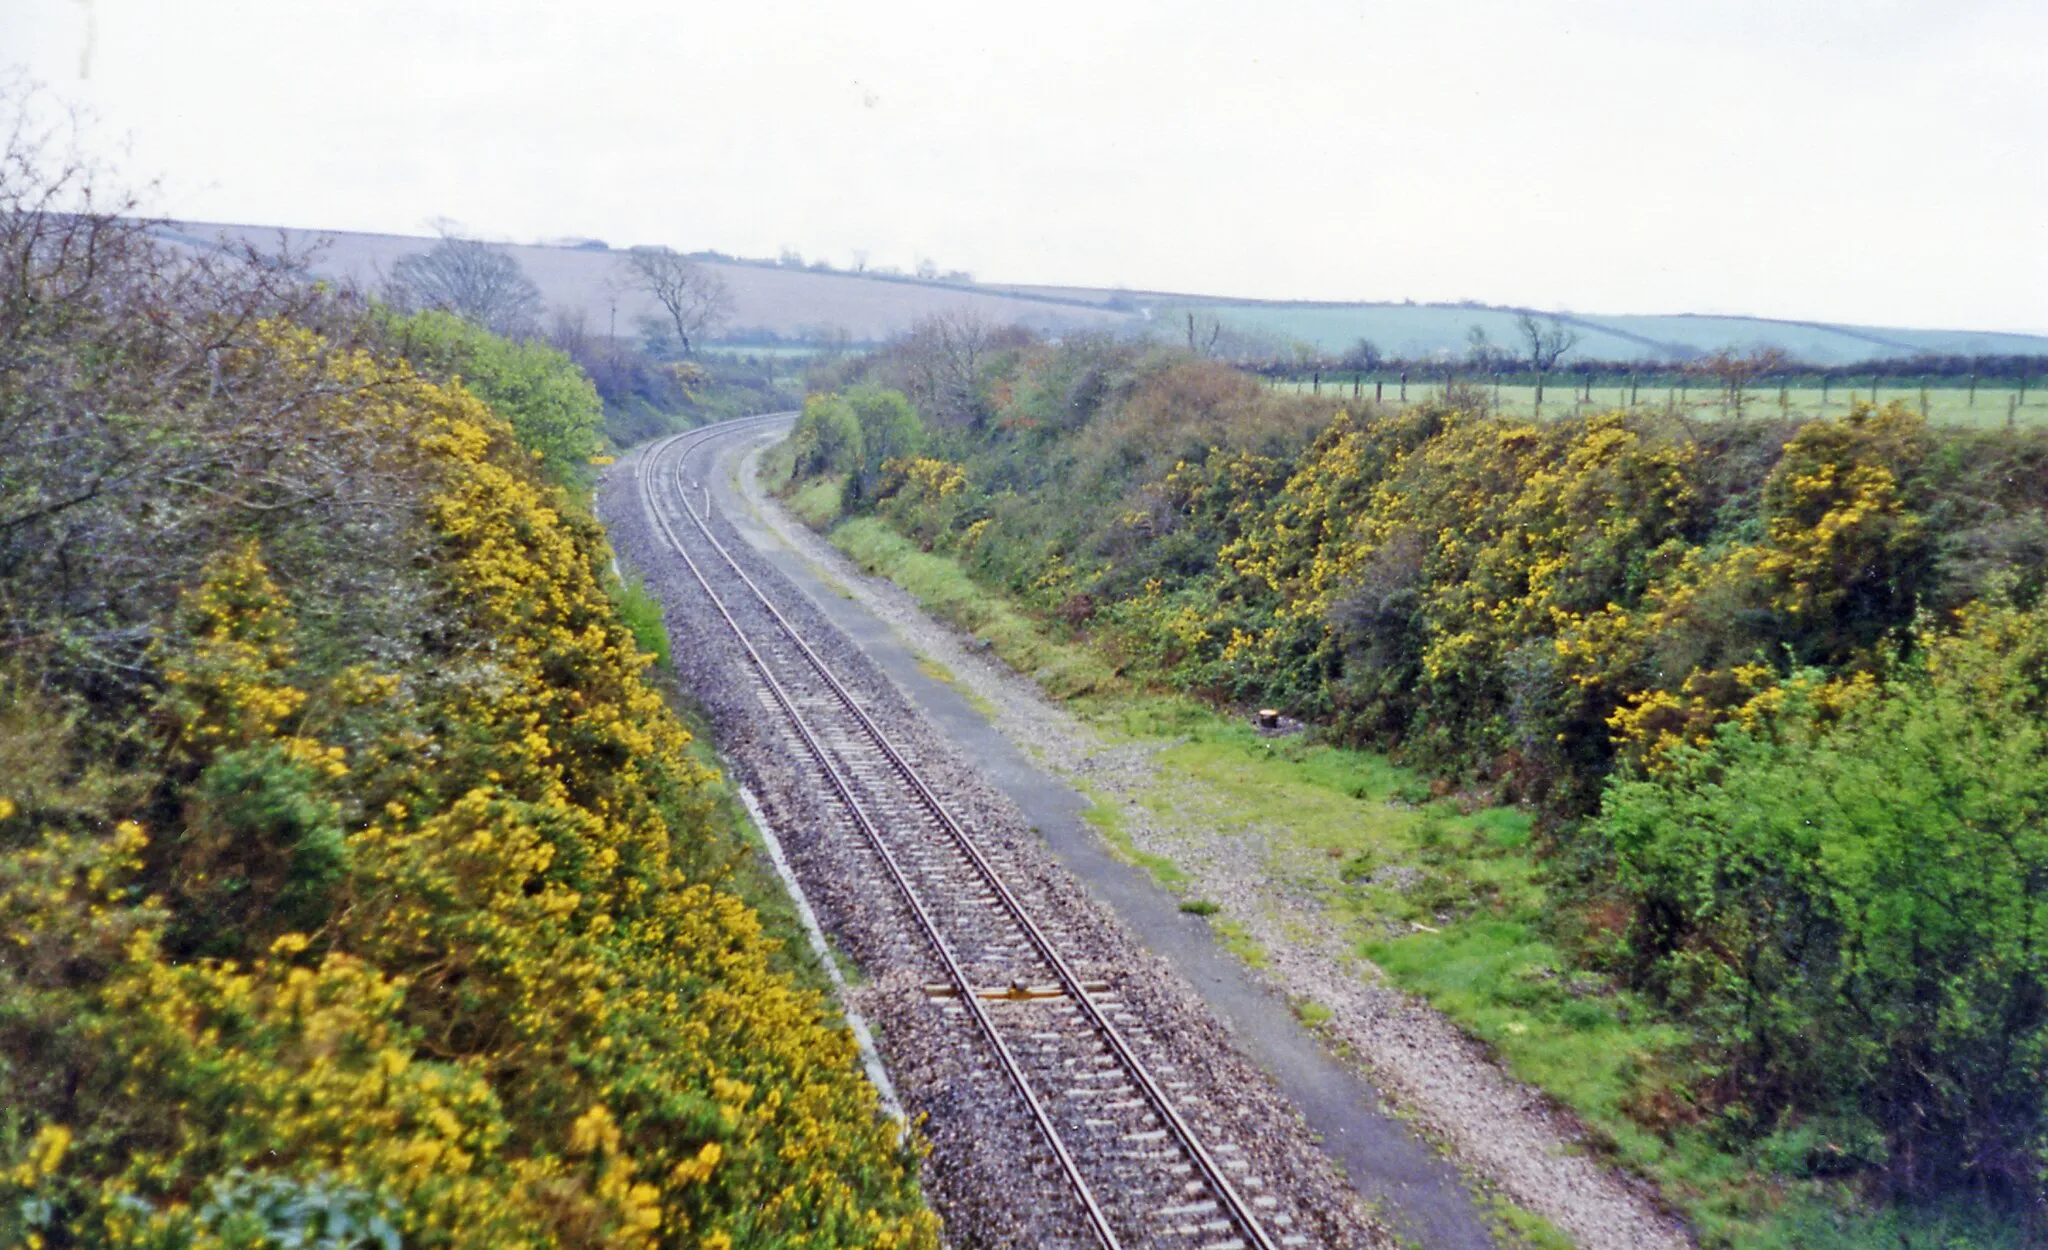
1;85;443;691
1466;324;1508;368
893;309;1036;427
385;232;543;337
1515;312;1579;372
1692;346;1790;417
623;246;733;356
1177;312;1286;363
548;306;591;359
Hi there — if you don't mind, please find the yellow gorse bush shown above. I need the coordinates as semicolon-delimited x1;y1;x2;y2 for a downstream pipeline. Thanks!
1;323;934;1248
1069;398;1931;798
876;456;966;506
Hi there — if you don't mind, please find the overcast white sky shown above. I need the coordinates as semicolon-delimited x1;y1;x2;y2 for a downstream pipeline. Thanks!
5;0;2044;331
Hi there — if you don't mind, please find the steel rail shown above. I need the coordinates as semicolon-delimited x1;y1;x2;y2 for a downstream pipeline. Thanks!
658;420;1284;1250
635;421;1127;1250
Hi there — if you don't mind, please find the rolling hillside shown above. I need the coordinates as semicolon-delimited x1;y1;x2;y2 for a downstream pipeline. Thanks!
153;221;1128;343
160;221;2048;364
1103;298;2048;365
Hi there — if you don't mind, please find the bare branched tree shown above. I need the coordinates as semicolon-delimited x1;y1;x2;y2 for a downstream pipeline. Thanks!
385;233;543;337
1466;325;1508;368
623;246;733;356
1693;346;1790;417
1;84;440;689
892;309;1037;427
1515;312;1580;372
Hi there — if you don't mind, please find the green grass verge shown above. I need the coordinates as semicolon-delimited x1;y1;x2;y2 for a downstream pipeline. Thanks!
612;572;672;668
784;479;2029;1249
787;474;848;529
829;516;1118;699
1075;781;1189;888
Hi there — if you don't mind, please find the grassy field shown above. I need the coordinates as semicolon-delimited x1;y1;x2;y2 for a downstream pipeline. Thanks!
1268;375;2048;428
814;500;2030;1250
1167;300;2048;365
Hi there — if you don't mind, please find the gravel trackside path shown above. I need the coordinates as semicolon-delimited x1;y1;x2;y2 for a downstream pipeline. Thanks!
709;423;1695;1250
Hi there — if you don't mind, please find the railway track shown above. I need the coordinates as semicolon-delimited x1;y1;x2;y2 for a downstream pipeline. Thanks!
632;418;1302;1250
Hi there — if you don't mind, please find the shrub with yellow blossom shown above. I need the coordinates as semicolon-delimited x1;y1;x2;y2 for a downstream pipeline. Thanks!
0;322;934;1247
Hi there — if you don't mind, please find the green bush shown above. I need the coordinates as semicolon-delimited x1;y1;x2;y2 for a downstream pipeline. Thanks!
1599;596;2048;1197
790;392;865;480
614;574;673;668
844;386;924;505
170;744;348;955
387;309;605;479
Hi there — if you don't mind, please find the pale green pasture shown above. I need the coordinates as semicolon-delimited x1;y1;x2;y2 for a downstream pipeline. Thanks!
1269;377;2048;428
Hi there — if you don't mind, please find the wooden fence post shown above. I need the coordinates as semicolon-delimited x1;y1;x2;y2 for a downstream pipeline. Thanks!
1400;372;1407;402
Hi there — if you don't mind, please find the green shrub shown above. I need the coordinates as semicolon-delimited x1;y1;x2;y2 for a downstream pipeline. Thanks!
614;574;673;668
1599;596;2048;1197
171;744;348;954
789;392;864;478
387;309;605;480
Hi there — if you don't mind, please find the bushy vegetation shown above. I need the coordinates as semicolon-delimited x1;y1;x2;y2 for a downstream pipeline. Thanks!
383;309;605;481
0;125;930;1247
585;352;801;450
788;329;2048;1232
1601;601;2048;1202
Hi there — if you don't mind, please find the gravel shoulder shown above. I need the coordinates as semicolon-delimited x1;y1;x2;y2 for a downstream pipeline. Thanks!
719;425;1695;1250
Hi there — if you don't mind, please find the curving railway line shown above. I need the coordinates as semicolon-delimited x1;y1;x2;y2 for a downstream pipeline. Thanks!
630;417;1310;1250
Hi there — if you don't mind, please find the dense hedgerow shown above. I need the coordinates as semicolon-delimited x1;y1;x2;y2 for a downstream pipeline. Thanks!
1600;597;2048;1200
0;131;932;1248
797;333;2048;1209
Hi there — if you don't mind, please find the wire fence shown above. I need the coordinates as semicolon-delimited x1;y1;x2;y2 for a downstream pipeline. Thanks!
1264;370;2048;429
